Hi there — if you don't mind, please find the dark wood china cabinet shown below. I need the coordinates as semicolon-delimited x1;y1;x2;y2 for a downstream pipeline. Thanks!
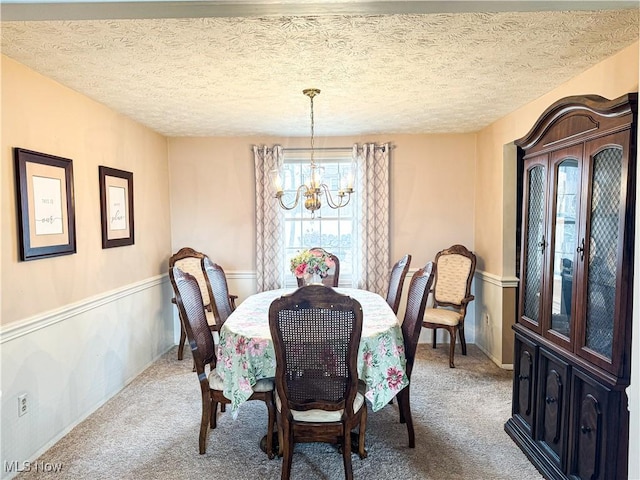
505;93;637;480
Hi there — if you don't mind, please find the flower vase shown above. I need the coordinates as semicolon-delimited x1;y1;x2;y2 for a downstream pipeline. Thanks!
305;271;323;286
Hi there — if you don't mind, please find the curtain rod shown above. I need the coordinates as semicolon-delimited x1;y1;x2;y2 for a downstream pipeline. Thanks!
283;145;387;152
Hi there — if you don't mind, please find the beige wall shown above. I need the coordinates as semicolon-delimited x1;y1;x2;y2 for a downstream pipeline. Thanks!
1;55;175;474
168;133;476;273
475;41;639;278
1;55;172;325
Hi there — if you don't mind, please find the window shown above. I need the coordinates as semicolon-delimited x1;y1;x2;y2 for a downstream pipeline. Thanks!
279;152;355;287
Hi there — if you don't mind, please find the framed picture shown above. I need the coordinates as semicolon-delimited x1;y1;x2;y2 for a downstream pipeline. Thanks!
99;166;134;248
14;148;77;261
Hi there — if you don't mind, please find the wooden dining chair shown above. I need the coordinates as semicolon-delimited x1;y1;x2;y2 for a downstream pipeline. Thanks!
295;247;340;287
422;244;476;368
385;254;412;314
396;262;435;448
170;266;275;457
169;247;212;360
169;247;237;360
269;285;367;480
201;256;237;330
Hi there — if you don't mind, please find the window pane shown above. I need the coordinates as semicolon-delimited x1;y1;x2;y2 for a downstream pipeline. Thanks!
281;153;355;287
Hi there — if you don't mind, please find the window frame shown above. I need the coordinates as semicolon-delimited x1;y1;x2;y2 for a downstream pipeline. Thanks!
279;150;356;288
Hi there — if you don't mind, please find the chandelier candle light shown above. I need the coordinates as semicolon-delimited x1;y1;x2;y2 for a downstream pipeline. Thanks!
272;88;355;217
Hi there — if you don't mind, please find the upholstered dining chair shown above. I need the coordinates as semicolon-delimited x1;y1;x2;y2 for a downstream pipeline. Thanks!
169;247;237;360
170;266;275;457
385;254;412;314
396;262;434;448
296;247;340;287
422;244;476;368
268;285;367;480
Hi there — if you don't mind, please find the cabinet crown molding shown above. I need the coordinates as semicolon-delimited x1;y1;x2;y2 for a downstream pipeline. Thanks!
515;93;638;152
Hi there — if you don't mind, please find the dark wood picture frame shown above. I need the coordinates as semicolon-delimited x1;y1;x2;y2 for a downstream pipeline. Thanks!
99;166;134;248
14;148;77;261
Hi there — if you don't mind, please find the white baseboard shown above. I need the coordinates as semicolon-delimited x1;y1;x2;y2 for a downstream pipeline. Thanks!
475;342;513;370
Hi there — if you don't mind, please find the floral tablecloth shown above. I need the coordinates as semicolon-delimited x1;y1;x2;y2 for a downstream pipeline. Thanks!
217;288;409;416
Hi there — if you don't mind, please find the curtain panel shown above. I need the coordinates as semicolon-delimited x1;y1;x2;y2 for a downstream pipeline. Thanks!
253;145;284;292
353;143;390;296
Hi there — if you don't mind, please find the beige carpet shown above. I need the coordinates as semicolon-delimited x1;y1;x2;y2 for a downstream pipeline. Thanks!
16;344;543;480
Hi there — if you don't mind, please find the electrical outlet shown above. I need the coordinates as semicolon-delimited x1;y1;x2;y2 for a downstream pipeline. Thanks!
18;393;28;417
484;312;490;325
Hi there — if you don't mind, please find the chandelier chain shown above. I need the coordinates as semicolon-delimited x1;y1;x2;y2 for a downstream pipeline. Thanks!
309;92;315;167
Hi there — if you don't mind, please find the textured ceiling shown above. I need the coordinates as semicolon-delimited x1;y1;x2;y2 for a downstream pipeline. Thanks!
1;7;639;137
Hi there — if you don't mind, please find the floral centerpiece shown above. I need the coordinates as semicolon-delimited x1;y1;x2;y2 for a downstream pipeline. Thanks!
290;249;335;283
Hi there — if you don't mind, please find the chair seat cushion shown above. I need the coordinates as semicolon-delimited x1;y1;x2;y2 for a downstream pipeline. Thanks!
275;390;365;423
424;307;462;326
209;369;273;393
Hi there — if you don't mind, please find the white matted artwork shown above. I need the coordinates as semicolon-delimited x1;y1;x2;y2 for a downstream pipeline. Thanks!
14;148;76;261
99;166;134;248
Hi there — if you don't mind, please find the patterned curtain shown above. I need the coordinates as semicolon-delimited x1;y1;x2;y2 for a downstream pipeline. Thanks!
352;143;390;295
254;145;284;292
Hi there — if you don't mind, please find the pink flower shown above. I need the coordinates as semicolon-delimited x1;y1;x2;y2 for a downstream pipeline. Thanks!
221;355;232;369
325;257;335;268
392;344;405;357
294;263;308;278
248;339;267;356
363;351;373;367
386;366;404;390
238;377;252;393
235;337;248;355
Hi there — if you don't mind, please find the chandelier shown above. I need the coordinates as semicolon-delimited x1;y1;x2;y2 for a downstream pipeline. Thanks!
272;88;355;217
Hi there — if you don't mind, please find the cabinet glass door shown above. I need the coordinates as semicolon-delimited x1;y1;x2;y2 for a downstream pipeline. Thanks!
520;159;547;331
548;155;580;346
583;146;622;361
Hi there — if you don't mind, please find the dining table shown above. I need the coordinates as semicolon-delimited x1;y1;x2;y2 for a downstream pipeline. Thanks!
216;287;409;418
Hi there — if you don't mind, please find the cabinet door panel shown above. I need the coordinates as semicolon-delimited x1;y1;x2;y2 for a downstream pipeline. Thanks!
546;145;583;350
569;373;609;480
536;349;569;469
519;156;548;333
575;131;631;375
513;334;537;435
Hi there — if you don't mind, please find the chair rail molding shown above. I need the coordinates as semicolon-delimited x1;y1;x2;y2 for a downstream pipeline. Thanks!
0;274;169;344
225;270;256;280
475;269;519;288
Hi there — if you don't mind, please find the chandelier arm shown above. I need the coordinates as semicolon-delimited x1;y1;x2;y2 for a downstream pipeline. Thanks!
320;183;352;209
273;89;354;216
276;184;308;211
